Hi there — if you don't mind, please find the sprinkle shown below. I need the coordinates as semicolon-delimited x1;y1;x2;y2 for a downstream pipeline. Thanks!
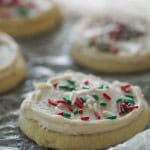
82;86;90;89
81;116;90;121
106;115;117;120
75;97;83;108
73;108;78;115
84;80;89;85
88;103;93;110
117;103;122;116
63;112;71;118
57;112;64;116
59;85;75;91
98;84;104;89
67;79;75;85
79;109;83;114
93;103;98;111
0;11;12;19
94;111;101;120
17;7;28;17
124;99;135;106
116;98;123;103
120;84;131;93
102;92;111;101
80;96;87;103
56;100;73;112
127;105;139;111
62;97;72;104
53;82;58;89
100;101;107;106
48;99;57;106
124;94;134;99
91;93;99;100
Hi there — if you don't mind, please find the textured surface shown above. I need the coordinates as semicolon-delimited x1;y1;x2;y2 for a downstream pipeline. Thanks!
0;5;150;150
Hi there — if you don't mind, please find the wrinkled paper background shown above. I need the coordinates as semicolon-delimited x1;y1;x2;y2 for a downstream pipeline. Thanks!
0;0;150;149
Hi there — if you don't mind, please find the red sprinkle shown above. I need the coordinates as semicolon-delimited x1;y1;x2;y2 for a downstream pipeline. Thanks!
48;99;57;106
84;80;89;85
117;103;122;116
57;100;73;112
120;84;131;93
102;92;111;101
79;109;83;114
57;112;64;116
0;11;12;19
81;116;90;121
127;105;139;111
75;97;83;108
94;111;101;120
53;82;58;89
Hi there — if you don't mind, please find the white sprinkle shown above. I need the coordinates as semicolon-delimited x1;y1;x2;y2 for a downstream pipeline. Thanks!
54;107;61;112
93;103;98;111
88;104;93;110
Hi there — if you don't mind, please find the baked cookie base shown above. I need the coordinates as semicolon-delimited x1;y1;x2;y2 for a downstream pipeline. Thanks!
71;44;150;73
0;53;26;93
19;102;150;150
0;5;62;38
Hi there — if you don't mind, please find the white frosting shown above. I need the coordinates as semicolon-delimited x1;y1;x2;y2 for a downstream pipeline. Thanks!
0;0;54;20
0;32;18;71
71;16;150;56
20;72;147;135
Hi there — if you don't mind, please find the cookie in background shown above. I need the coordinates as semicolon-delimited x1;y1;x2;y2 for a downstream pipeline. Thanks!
0;0;62;38
0;32;26;93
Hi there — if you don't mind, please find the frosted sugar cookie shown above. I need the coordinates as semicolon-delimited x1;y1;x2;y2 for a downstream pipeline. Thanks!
0;32;26;93
70;16;150;73
19;72;150;149
0;0;62;38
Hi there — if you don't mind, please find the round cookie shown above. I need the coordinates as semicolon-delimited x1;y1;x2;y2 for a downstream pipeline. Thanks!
19;72;150;150
70;15;150;73
0;0;62;38
0;32;26;93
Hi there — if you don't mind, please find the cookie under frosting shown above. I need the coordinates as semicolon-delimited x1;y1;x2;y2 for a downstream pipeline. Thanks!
20;72;147;135
72;16;150;56
0;0;54;20
0;32;18;71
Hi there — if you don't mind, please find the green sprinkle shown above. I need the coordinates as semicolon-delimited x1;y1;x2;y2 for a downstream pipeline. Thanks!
73;108;78;115
124;99;135;106
106;115;117;120
17;7;28;17
100;101;107;106
62;97;72;104
67;79;75;85
80;96;87;103
98;84;109;89
91;93;99;100
82;86;90;89
59;85;75;91
63;112;71;118
125;94;134;99
121;107;126;113
116;98;123;103
98;84;104;89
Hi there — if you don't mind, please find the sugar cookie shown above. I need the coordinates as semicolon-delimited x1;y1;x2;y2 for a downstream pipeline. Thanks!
0;0;62;38
0;32;26;93
70;16;150;73
19;72;150;149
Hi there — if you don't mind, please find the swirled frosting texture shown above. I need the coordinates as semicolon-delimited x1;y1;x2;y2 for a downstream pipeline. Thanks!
21;72;146;135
